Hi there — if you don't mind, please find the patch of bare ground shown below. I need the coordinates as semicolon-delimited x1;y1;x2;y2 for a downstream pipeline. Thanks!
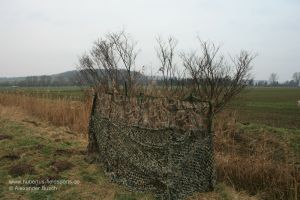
0;134;12;140
1;153;20;161
9;163;36;177
51;160;74;172
54;148;86;156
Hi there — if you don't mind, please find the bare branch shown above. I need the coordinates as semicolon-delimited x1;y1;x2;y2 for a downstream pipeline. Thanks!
76;31;140;95
181;40;256;132
155;36;178;92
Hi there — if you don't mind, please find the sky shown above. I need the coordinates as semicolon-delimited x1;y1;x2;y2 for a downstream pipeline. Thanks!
0;0;299;82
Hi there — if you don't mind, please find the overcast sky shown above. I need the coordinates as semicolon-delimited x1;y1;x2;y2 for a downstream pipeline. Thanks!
0;0;299;81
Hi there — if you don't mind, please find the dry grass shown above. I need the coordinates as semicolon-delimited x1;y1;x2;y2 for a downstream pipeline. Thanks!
214;111;300;200
1;92;299;199
95;92;205;130
0;93;92;135
188;183;258;200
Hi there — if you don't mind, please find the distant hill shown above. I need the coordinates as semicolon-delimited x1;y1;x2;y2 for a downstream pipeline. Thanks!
0;70;149;87
0;70;79;87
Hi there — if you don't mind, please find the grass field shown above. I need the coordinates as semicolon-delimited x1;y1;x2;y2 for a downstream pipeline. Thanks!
1;86;299;129
0;106;153;200
229;87;300;129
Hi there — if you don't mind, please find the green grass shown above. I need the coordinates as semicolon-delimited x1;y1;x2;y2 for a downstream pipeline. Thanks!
0;116;154;200
227;87;300;129
215;183;231;200
238;122;300;153
114;194;137;200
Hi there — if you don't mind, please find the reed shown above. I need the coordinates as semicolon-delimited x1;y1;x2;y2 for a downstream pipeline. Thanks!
214;111;300;199
0;93;92;135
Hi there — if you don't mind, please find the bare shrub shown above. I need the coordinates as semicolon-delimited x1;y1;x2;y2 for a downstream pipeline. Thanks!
77;30;140;96
156;36;178;88
181;40;256;133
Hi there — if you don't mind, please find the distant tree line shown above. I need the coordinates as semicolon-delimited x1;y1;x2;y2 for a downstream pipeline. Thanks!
0;75;78;87
248;72;300;87
1;71;299;88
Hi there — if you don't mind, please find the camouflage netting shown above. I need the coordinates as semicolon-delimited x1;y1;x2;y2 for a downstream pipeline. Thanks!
87;92;215;200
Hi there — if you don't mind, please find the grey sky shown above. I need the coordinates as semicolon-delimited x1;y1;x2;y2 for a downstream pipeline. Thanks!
0;0;299;81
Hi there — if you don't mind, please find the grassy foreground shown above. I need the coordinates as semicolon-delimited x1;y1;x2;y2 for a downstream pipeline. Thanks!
0;105;255;200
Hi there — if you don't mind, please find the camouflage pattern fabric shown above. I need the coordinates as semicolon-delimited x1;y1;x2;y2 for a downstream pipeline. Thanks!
87;93;215;200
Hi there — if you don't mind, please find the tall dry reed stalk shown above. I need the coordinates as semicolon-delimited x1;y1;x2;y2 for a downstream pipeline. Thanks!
214;111;300;199
0;93;92;135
